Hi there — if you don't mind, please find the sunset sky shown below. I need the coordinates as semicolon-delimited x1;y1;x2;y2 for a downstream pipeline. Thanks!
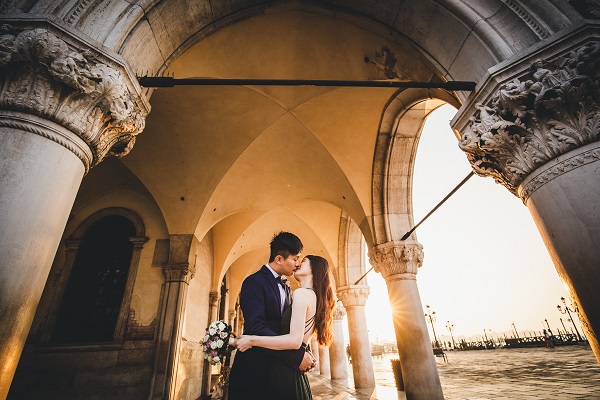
360;104;584;344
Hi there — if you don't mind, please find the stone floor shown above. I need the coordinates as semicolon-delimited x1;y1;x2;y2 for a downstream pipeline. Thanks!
309;345;600;400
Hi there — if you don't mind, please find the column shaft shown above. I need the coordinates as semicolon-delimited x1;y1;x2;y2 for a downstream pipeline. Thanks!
346;306;375;388
387;276;443;399
151;275;190;399
0;118;87;398
311;339;320;374
329;305;348;380
149;235;196;400
370;243;444;400
318;344;330;375
228;309;236;327
337;286;375;388
522;143;600;358
209;292;220;322
452;37;600;362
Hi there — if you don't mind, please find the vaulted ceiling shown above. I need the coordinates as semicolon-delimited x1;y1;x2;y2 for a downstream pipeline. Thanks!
61;0;579;285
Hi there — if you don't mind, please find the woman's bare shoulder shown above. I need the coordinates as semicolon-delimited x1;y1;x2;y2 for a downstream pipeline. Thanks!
292;287;317;299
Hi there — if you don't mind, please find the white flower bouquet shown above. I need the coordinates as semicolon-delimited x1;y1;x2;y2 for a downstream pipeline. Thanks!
202;320;235;365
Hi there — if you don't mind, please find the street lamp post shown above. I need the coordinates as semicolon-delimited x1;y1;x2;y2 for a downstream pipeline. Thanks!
559;318;569;340
511;323;520;339
425;305;440;348
446;321;456;349
544;319;551;331
557;297;583;342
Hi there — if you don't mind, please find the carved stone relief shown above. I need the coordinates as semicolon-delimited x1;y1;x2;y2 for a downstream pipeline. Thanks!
209;291;220;306
336;286;370;308
162;263;196;284
0;25;148;169
368;243;424;279
332;301;347;320
459;43;600;198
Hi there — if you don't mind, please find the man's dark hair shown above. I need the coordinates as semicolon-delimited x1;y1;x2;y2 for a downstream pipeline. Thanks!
269;231;303;262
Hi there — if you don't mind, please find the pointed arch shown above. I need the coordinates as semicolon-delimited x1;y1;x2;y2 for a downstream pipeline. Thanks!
371;88;461;245
336;212;368;287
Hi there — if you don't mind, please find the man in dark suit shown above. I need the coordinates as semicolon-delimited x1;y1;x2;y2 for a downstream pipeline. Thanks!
228;232;315;399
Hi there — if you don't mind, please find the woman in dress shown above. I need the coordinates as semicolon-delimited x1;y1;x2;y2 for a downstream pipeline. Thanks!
233;255;335;399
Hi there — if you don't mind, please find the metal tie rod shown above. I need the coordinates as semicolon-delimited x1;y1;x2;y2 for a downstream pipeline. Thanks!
138;77;476;91
400;171;474;241
354;171;475;286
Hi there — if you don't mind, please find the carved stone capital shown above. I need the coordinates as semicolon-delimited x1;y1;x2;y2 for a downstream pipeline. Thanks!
336;285;370;308
368;242;424;280
209;291;220;306
0;24;149;170
228;309;236;322
456;40;600;198
129;236;149;250
332;301;346;320
162;262;195;284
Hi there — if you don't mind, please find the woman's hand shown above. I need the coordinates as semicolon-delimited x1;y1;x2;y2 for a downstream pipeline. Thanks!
234;335;254;352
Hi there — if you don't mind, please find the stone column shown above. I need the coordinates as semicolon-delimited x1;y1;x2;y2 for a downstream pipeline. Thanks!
209;292;220;322
0;24;147;398
150;234;197;400
337;285;375;388
235;309;244;336
328;302;348;380
318;344;330;375
311;338;320;373
228;309;236;327
369;242;443;400
452;33;600;362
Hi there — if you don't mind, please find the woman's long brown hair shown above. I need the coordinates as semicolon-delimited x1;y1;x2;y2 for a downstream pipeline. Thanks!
306;255;335;346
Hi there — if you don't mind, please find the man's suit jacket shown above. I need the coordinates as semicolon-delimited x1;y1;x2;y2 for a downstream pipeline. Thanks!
228;265;305;399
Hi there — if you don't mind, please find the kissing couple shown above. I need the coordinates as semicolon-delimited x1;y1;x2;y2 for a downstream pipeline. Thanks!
227;231;336;400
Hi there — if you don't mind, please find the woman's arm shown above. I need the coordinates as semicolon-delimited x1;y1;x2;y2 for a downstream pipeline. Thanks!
235;289;314;351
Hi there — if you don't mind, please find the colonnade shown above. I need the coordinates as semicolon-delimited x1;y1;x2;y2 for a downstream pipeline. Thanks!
0;15;599;400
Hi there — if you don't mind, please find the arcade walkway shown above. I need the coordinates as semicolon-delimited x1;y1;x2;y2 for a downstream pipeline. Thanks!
309;346;600;400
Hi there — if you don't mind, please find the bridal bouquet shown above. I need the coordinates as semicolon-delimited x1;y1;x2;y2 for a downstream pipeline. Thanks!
202;320;235;365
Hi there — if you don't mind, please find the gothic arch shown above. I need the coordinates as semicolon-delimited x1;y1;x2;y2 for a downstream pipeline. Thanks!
335;211;367;288
371;89;461;245
38;207;148;344
70;207;146;239
9;0;581;84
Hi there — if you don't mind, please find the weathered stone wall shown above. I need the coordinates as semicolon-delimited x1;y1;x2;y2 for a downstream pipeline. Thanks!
30;164;168;343
173;341;205;400
10;341;155;399
9;163;169;399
